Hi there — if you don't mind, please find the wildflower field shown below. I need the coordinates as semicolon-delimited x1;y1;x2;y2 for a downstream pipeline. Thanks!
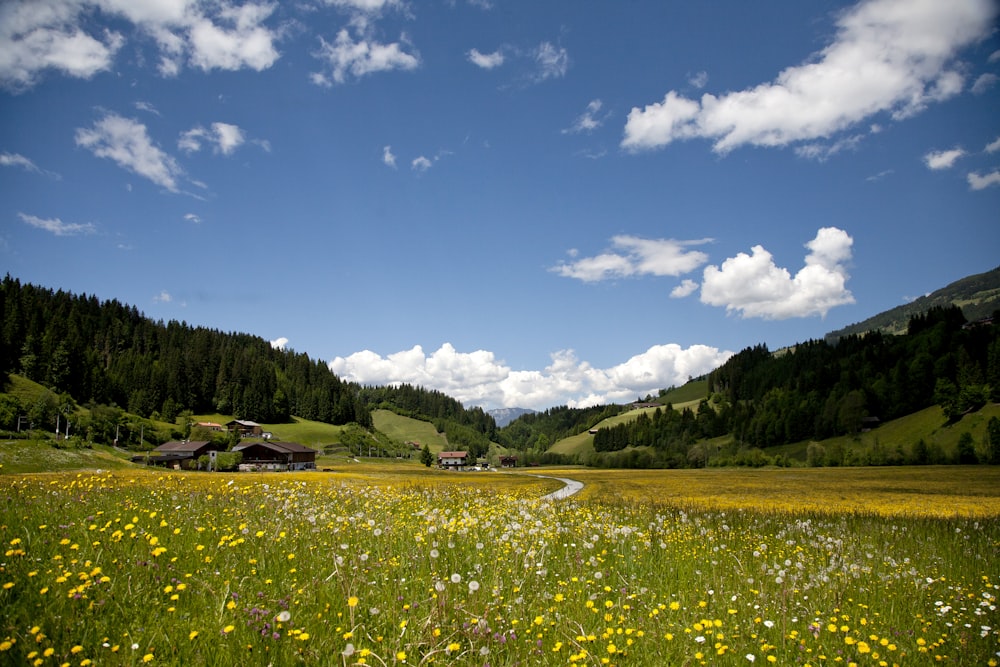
0;466;998;666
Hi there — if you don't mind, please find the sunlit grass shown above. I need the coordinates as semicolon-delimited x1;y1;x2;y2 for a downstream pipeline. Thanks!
0;467;997;665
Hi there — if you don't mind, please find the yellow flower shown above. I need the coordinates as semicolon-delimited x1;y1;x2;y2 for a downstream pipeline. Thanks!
348;596;359;608
142;653;153;662
71;645;83;654
297;633;310;641
188;631;198;641
396;650;407;661
223;625;235;634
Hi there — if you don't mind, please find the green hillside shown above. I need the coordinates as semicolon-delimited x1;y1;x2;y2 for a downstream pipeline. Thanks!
371;410;449;452
825;264;1000;341
0;440;133;474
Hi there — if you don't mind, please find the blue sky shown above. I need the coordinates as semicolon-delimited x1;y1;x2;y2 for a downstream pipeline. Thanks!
2;0;998;412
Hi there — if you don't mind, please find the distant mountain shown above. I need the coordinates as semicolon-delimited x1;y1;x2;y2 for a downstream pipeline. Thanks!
488;407;537;427
825;265;1000;343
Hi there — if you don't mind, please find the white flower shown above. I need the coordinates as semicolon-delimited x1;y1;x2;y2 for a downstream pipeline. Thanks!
746;655;756;662
450;573;462;584
276;611;291;623
468;580;480;592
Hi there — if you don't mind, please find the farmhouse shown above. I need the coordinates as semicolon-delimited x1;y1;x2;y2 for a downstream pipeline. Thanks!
136;440;226;469
437;451;469;469
499;455;517;468
233;441;317;471
226;419;263;437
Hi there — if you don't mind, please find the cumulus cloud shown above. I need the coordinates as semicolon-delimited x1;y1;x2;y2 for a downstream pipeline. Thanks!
0;0;281;90
552;236;712;283
328;342;733;410
311;29;418;85
700;227;855;319
985;136;1000;153
179;122;246;155
153;290;172;303
183;213;201;223
967;170;1000;190
923;147;965;169
382;145;397;168
467;47;504;69
0;1;124;90
411;155;432;171
18;212;96;236
622;0;996;153
270;336;289;350
563;99;608;134
670;279;699;299
75;113;184;192
688;70;709;89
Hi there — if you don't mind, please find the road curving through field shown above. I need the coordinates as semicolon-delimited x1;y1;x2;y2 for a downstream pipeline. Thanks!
534;475;584;501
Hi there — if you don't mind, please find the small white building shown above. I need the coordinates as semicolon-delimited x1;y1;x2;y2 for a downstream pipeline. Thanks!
437;451;469;469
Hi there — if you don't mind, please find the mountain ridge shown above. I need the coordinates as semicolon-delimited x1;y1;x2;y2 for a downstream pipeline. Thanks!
825;265;1000;342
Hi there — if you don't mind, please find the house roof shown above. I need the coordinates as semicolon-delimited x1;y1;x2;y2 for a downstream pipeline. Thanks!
234;441;317;455
226;419;261;427
438;451;468;458
154;440;213;454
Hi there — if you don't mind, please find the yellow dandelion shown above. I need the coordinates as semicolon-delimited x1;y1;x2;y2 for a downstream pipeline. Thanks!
348;596;359;608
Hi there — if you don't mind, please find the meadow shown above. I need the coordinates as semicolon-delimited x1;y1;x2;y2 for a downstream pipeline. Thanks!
0;465;997;666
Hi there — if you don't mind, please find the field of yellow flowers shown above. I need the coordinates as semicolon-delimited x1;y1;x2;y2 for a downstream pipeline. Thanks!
1;466;997;665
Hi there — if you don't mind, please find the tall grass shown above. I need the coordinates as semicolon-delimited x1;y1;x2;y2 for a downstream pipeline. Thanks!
0;468;997;665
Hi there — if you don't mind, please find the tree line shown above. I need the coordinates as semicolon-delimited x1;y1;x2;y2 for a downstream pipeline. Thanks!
0;276;496;450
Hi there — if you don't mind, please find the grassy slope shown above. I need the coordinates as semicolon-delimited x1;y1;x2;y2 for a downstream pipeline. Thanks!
550;400;704;457
0;441;133;474
372;410;449;452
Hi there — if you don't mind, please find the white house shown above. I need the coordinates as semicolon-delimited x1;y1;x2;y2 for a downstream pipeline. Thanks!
437;451;468;469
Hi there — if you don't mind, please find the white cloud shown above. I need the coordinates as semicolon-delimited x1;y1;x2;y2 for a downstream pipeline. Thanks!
967;170;1000;190
700;227;855;319
134;100;160;115
153;290;172;303
622;0;996;153
187;3;280;72
183;213;201;223
18;212;96;236
312;29;418;85
985;137;1000;153
270;336;289;350
670;279;699;299
1;151;44;175
534;41;568;81
467;47;504;69
563;99;607;134
179;122;246;155
0;0;124;90
794;134;863;161
923;147;966;170
382;145;397;168
328;342;733;411
552;236;711;283
688;70;708;89
0;0;281;90
411;155;432;171
971;72;998;94
75;112;184;192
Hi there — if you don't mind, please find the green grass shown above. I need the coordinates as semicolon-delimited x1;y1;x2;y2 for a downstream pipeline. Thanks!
0;440;134;474
371;410;449;452
0;467;996;665
659;378;709;404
